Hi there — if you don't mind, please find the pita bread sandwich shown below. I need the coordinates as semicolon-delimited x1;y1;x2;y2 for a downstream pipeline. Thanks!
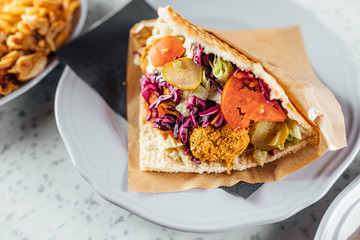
136;6;319;175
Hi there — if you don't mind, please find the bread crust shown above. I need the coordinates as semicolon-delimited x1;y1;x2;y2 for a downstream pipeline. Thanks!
158;6;318;134
138;6;319;173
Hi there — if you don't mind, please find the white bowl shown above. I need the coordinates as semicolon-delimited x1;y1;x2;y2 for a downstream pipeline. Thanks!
315;175;360;240
0;0;88;106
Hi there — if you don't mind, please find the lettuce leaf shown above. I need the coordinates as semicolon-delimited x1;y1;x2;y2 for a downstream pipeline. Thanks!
286;119;302;144
211;56;234;83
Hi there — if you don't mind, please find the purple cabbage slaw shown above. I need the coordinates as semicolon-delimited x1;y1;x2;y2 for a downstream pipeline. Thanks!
191;43;212;68
140;43;274;163
150;95;225;145
192;43;226;95
140;70;225;164
258;78;271;103
140;71;181;121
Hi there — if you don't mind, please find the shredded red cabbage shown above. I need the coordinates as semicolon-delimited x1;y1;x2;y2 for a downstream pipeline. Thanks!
185;96;222;129
258;78;271;103
140;72;181;119
234;68;252;75
199;105;220;117
150;95;225;146
152;114;177;131
198;115;210;128
149;95;173;109
140;74;160;104
185;96;225;132
268;149;275;156
208;77;223;94
191;157;201;164
185;95;207;112
178;117;192;144
191;43;212;67
166;105;176;112
189;112;198;128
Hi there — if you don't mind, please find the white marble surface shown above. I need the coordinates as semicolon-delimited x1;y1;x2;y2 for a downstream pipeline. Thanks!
0;0;360;239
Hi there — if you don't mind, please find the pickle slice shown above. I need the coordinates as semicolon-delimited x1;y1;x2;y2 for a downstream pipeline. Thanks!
268;123;289;149
162;57;203;90
251;120;289;151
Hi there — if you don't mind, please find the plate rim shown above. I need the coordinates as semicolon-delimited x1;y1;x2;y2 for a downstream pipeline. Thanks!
55;0;360;233
55;68;360;232
314;175;360;240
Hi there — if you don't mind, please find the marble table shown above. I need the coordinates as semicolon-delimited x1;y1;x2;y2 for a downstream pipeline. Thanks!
1;0;359;239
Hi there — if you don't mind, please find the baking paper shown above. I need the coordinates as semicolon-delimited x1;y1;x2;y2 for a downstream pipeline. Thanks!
127;21;346;192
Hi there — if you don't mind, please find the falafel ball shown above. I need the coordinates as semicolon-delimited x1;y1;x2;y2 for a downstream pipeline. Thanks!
189;124;250;166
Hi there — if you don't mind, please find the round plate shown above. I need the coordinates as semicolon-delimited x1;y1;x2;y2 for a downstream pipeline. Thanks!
315;175;360;240
55;0;360;233
0;0;88;106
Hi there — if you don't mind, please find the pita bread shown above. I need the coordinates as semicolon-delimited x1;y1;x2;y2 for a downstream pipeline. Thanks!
137;6;319;173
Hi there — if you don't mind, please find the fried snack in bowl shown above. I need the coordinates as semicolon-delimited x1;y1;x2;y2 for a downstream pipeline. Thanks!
0;0;80;96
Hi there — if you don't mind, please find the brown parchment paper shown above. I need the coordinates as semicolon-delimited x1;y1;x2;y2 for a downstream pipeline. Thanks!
127;21;346;192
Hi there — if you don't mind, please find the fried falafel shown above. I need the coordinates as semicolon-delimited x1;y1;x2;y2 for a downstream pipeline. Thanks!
189;124;250;168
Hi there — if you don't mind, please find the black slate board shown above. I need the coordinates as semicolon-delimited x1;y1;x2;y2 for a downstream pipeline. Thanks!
57;0;263;198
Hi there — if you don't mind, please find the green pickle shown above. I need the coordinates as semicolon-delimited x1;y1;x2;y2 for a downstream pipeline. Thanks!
251;120;289;151
162;57;203;90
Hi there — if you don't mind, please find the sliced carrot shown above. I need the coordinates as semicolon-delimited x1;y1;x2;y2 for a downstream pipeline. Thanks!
221;71;287;130
210;111;221;125
168;129;181;143
149;36;184;67
148;92;158;104
147;92;166;117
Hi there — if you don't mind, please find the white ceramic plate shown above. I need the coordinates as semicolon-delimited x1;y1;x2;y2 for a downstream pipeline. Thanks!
315;175;360;240
0;0;88;106
55;0;360;233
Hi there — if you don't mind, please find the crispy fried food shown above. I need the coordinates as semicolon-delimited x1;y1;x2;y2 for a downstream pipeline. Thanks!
45;20;68;51
0;50;20;69
0;42;8;57
8;52;46;80
6;32;42;51
0;0;80;96
189;124;250;168
0;69;18;95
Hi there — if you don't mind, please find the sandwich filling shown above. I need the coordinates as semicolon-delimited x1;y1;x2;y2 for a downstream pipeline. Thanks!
137;15;310;173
